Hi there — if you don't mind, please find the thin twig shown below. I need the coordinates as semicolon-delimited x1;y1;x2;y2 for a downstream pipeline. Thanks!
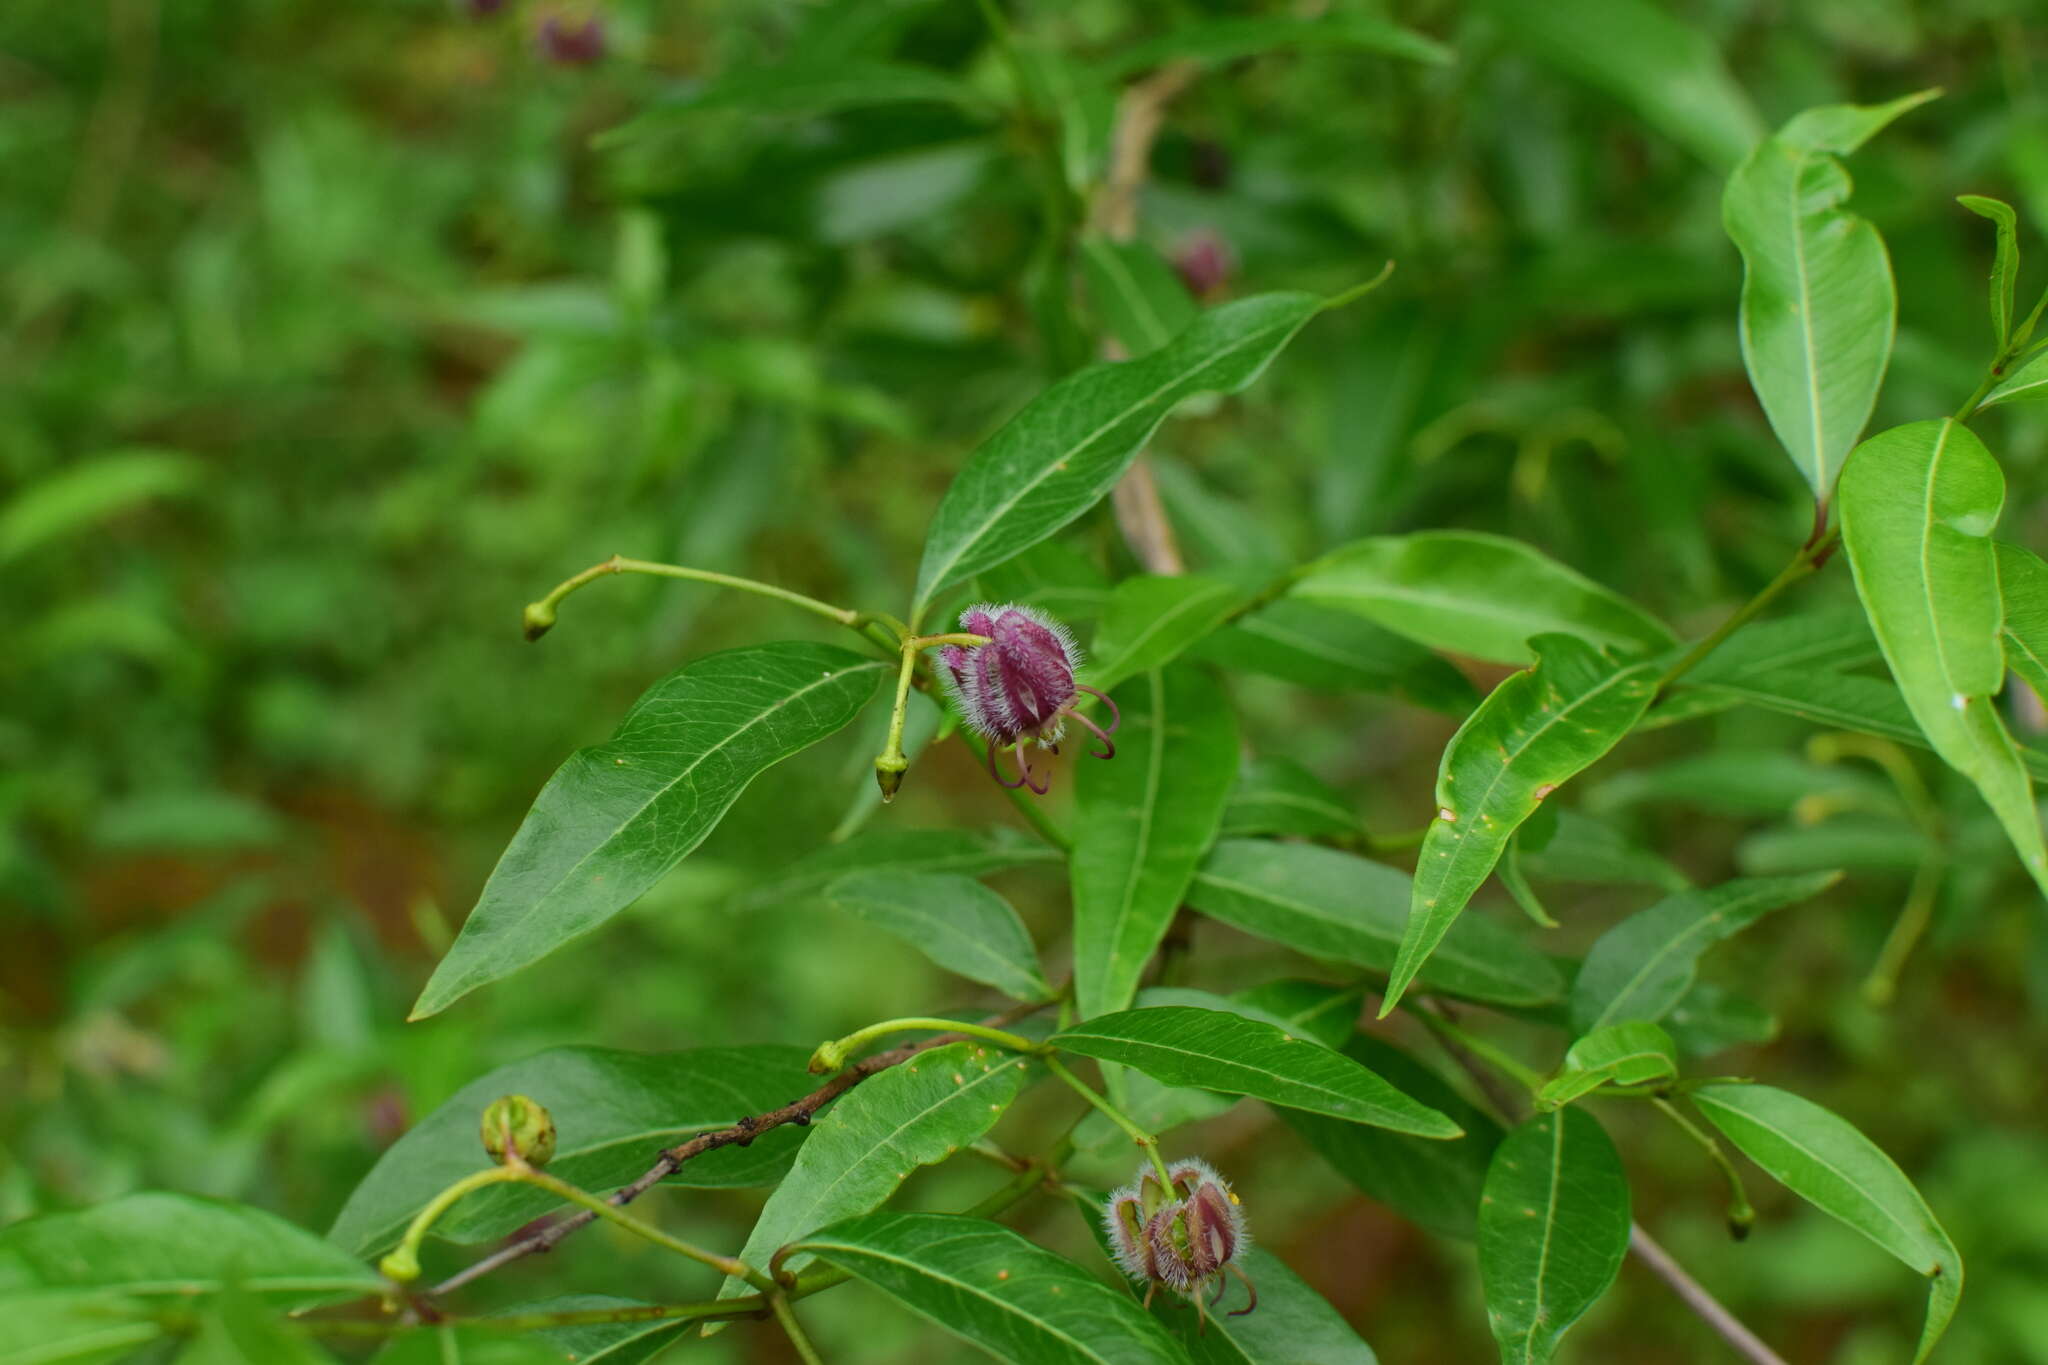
428;1002;1046;1296
1628;1223;1790;1365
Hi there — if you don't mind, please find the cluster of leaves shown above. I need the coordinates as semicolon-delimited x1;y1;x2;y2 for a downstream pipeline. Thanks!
11;1;2048;1363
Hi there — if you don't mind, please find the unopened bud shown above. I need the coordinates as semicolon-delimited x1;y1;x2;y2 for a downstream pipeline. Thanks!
536;13;605;65
940;604;1118;796
1101;1157;1255;1315
379;1246;421;1283
522;600;556;642
809;1039;849;1074
874;756;906;802
480;1094;556;1167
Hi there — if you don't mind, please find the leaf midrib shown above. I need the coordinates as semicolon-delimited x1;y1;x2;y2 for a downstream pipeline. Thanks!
1095;581;1239;685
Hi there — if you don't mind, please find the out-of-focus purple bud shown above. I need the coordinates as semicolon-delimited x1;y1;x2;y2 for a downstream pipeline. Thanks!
1102;1157;1256;1319
1173;229;1235;301
939;603;1118;795
537;13;605;65
458;0;509;17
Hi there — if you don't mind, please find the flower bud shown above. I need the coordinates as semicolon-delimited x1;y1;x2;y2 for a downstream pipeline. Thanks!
1172;230;1234;301
536;13;605;65
1101;1157;1255;1318
480;1094;557;1167
940;603;1119;795
522;600;557;641
457;0;508;16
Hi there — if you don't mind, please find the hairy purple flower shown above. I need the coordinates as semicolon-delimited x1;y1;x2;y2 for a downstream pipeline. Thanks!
1102;1158;1256;1324
940;603;1118;794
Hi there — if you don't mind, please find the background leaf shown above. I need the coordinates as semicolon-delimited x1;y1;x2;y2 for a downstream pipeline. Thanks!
1998;541;2048;705
1958;194;2020;348
1723;93;1933;498
1155;1247;1377;1362
1838;418;2048;895
413;644;889;1017
792;1212;1189;1365
1569;873;1841;1033
1692;1084;1962;1362
1292;532;1674;665
1188;839;1565;1007
733;827;1062;912
329;1046;817;1256
1477;1109;1632;1365
1100;15;1449;76
1072;665;1239;1018
1079;236;1197;357
913;293;1332;613
1052;1005;1460;1136
1474;0;1761;170
1385;634;1659;1014
1217;758;1359;840
1980;348;2048;408
1085;574;1260;694
1535;1022;1678;1109
1189;599;1478;713
824;870;1053;1003
0;448;205;563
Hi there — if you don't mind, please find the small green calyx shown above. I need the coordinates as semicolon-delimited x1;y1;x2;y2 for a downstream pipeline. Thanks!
379;1246;421;1283
522;600;557;642
809;1039;849;1074
481;1093;557;1167
874;753;907;802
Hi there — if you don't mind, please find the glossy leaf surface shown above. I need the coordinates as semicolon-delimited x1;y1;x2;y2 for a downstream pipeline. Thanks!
1535;1022;1678;1109
1085;573;1259;694
824;870;1052;1003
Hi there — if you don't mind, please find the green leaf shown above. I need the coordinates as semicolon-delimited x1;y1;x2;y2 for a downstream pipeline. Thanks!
328;1045;817;1256
177;1291;338;1365
1723;93;1936;498
1072;665;1239;1018
370;1327;568;1365
0;1195;380;1342
1383;635;1660;1015
913;292;1341;613
1998;541;2048;706
1085;573;1261;694
599;61;985;145
1157;1246;1377;1362
1959;195;2021;349
1838;418;2048;895
1100;14;1449;76
978;541;1112;624
1188;839;1566;1008
1292;532;1674;665
1051;1005;1460;1136
502;1295;700;1365
412;643;889;1017
1218;757;1359;840
1277;1036;1503;1239
1980;348;2048;409
794;1212;1188;1364
1535;1022;1678;1110
1663;980;1777;1057
1692;1084;1962;1363
1509;809;1689;893
1569;873;1841;1034
1737;813;1933;876
719;1043;1028;1301
1475;0;1761;170
824;870;1053;1003
1593;749;1890;817
0;448;205;562
1079;236;1197;357
1189;599;1478;714
1478;1109;1632;1365
733;827;1062;912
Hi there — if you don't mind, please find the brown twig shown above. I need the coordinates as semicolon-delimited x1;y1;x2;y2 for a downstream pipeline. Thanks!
428;1002;1047;1297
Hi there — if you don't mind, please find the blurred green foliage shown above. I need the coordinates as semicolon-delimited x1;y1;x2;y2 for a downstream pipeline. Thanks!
5;1;2048;1361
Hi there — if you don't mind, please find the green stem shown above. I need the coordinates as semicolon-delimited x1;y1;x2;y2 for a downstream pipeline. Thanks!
1656;533;1834;692
1862;855;1946;1006
379;1160;769;1292
306;1299;763;1337
1653;1097;1756;1235
1043;1055;1172;1185
769;1292;827;1365
523;555;865;641
873;633;994;799
1955;371;2000;423
811;1018;1046;1073
1414;1008;1544;1094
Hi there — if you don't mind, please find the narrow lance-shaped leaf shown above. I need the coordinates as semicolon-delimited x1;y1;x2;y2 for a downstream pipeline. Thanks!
1188;839;1566;1008
1535;1022;1678;1110
1382;634;1659;1016
1569;872;1841;1034
734;826;1062;912
824;870;1053;1003
597;61;987;147
1218;756;1359;841
1996;541;2048;707
1085;573;1261;694
1692;1084;1962;1363
1080;236;1196;357
1478;1109;1632;1365
1980;347;2048;409
1958;194;2020;349
1838;419;2048;896
1473;0;1761;170
1723;92;1936;499
412;643;889;1018
791;1212;1191;1365
1190;598;1479;714
1291;531;1674;665
716;1043;1028;1304
1072;665;1239;1018
1100;14;1449;76
1051;1005;1461;1137
329;1045;820;1256
913;290;1359;614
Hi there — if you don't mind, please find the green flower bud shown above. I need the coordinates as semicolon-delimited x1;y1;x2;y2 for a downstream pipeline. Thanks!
480;1094;557;1167
522;600;557;642
379;1245;421;1284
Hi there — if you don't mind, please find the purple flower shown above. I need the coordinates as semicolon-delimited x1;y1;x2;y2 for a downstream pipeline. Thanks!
537;13;605;65
1172;229;1234;301
458;0;508;17
1103;1158;1256;1321
939;603;1117;794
